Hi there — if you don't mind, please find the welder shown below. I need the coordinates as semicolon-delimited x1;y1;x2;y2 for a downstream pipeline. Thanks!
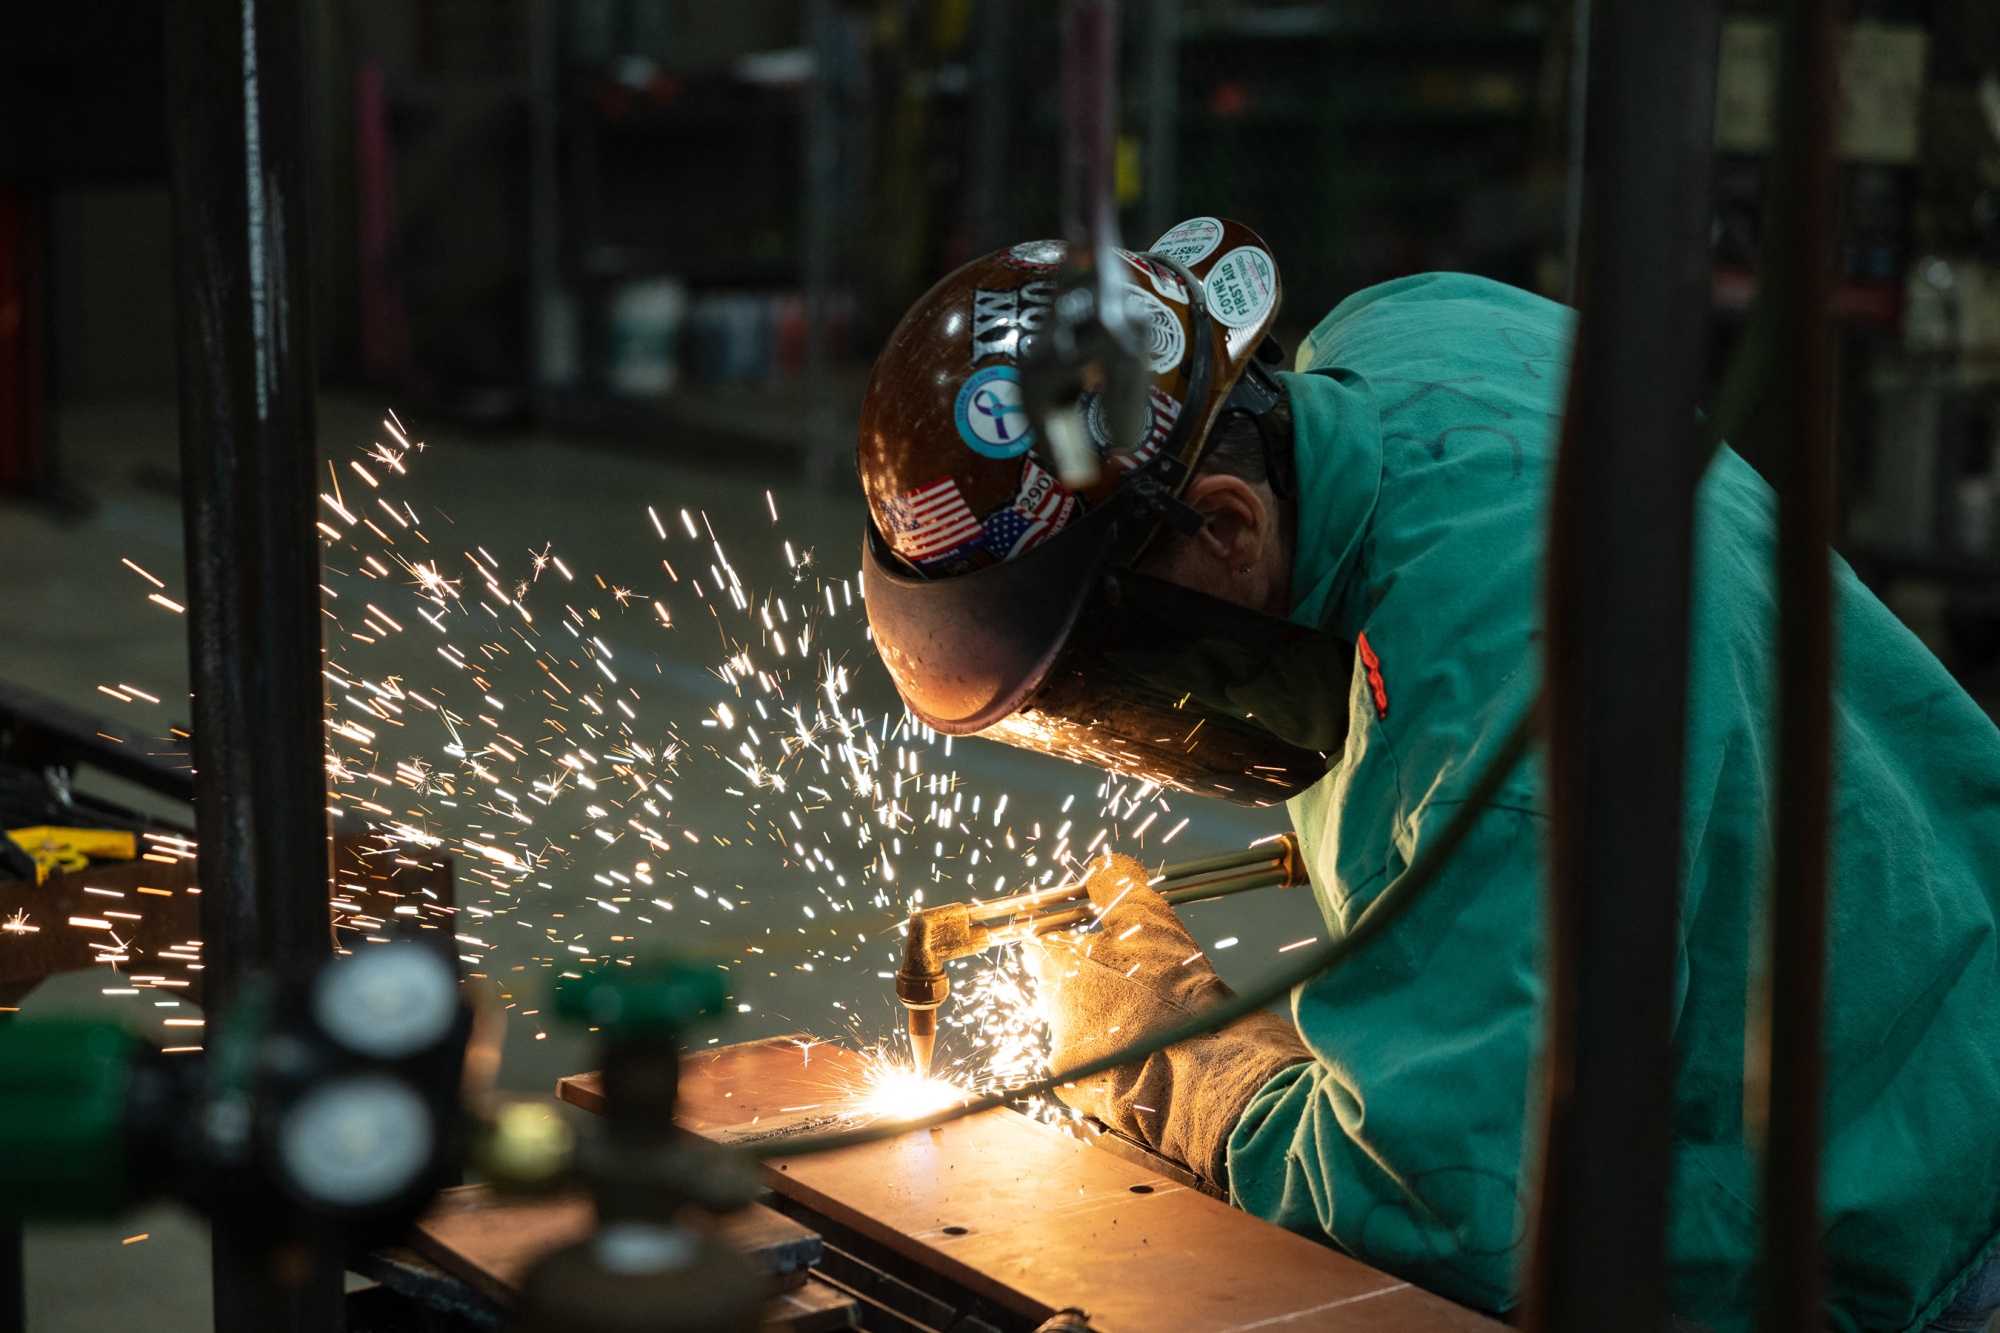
854;221;2000;1333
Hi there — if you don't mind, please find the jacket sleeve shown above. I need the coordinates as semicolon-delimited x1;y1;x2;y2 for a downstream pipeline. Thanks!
1225;799;1546;1316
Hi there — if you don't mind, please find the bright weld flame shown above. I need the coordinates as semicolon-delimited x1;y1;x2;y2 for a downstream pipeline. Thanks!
846;1056;972;1122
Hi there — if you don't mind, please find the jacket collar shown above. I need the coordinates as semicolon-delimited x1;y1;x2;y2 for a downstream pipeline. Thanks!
1281;368;1382;635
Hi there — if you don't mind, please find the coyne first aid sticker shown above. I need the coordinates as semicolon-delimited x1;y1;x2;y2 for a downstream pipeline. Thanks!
1151;216;1225;267
1205;246;1277;329
955;365;1035;458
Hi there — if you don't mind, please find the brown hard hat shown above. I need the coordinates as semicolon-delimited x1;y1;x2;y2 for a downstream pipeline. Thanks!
856;219;1283;579
856;221;1342;806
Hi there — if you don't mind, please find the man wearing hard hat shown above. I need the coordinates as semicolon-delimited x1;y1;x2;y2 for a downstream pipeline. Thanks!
854;222;2000;1333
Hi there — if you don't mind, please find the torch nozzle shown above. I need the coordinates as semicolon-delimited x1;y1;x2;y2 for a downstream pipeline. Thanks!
905;1005;938;1078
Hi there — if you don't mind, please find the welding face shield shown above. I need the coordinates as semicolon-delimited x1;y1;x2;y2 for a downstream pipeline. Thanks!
858;220;1343;804
862;487;1348;806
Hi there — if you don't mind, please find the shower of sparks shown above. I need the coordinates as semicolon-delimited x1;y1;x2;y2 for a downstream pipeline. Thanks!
843;1057;973;1122
75;410;1242;1077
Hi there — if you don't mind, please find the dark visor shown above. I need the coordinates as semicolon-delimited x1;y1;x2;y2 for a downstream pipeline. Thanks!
863;501;1350;806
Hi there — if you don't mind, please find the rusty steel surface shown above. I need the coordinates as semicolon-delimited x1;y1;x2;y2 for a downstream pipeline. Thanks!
559;1039;1503;1333
0;835;452;1006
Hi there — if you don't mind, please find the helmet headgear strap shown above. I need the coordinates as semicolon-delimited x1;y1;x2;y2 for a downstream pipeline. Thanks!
1210;339;1296;502
1108;253;1213;553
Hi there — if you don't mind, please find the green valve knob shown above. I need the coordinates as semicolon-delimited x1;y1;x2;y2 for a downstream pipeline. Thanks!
553;958;726;1037
0;1021;139;1221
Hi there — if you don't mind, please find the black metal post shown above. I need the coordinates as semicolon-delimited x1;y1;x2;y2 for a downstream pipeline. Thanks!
1758;0;1842;1328
1059;0;1120;254
0;1221;19;1333
1528;0;1719;1329
1141;0;1179;242
965;0;1014;255
164;0;337;1329
801;0;841;484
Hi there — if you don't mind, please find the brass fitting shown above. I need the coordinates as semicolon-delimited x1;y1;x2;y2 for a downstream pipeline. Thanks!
896;903;993;1076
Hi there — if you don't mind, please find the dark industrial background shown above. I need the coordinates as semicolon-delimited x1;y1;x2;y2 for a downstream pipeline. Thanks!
7;0;2000;692
2;0;1999;1328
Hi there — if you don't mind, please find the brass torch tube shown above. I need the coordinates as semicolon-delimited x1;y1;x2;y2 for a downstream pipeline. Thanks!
993;864;1295;943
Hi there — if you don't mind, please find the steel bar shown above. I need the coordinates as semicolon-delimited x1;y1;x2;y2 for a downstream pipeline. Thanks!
525;0;562;417
164;0;337;1328
1527;0;1719;1328
801;0;840;484
1559;0;1590;305
962;837;1296;929
1142;0;1179;240
0;188;51;499
965;0;1014;255
1058;0;1120;255
1757;0;1842;1327
0;1224;16;1333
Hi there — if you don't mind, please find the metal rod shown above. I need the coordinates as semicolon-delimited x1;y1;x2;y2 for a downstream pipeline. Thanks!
1758;0;1842;1326
966;0;1013;254
987;867;1291;946
0;1221;19;1333
1142;0;1179;241
164;0;338;1328
1527;0;1719;1327
1059;0;1120;255
526;0;563;417
1560;0;1591;306
1150;841;1284;881
801;0;840;484
966;836;1296;927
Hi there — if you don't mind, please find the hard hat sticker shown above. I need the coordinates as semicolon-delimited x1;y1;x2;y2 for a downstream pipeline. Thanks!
1151;216;1225;267
882;476;985;566
1205;247;1277;329
981;456;1077;558
1126;288;1188;373
1119;249;1189;303
1003;240;1065;271
971;281;1056;360
955;366;1036;458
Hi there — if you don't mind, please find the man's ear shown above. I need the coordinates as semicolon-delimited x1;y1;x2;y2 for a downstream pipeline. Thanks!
1180;473;1268;567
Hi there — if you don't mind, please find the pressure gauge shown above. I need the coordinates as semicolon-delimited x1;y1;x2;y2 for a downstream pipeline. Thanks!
277;1074;433;1208
313;941;457;1059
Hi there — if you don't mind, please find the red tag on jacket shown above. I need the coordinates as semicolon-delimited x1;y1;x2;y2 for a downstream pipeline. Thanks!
1357;631;1389;721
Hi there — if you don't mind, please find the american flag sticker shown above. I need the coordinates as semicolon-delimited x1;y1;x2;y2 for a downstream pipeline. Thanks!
885;476;984;562
1114;388;1183;472
982;457;1079;559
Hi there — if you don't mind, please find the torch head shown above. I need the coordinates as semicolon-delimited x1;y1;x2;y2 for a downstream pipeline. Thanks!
895;902;988;1078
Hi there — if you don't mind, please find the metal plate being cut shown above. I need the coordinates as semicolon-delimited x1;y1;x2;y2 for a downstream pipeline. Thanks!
559;1038;1504;1333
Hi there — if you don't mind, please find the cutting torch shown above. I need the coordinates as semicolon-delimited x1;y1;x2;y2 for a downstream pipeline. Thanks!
895;833;1309;1075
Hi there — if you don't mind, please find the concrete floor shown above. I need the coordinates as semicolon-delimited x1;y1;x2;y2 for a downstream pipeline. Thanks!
2;393;1312;1329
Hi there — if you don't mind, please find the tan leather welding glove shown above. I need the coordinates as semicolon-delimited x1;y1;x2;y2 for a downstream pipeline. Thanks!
1031;853;1313;1191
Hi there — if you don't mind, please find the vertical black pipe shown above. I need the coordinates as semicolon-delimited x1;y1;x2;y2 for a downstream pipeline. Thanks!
1141;0;1179;242
0;1221;19;1333
526;0;562;420
1529;0;1719;1329
1058;0;1119;253
966;0;1014;255
801;0;841;484
164;0;336;1328
1758;0;1841;1328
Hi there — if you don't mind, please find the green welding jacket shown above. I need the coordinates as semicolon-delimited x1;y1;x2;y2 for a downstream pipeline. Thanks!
1224;272;2000;1333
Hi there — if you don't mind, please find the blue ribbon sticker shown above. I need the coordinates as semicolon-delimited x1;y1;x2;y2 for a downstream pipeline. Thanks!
954;366;1035;459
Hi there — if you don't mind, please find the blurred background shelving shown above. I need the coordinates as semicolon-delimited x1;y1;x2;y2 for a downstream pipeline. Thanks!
6;0;2000;704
